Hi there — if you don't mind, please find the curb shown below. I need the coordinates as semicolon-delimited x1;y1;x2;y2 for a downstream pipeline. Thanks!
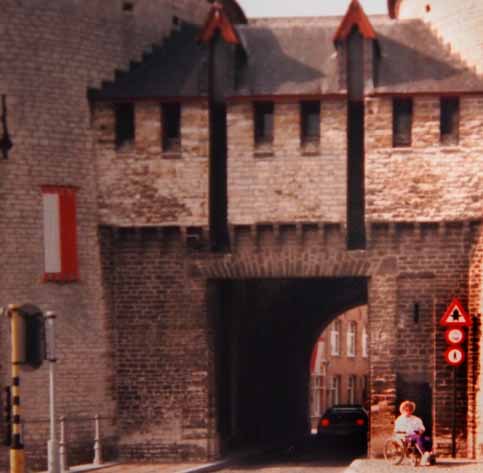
342;459;364;473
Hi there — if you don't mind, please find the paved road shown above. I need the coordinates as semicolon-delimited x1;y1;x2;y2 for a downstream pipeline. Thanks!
212;441;361;473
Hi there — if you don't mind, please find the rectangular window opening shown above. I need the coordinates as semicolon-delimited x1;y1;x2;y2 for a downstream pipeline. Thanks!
42;186;79;282
301;101;320;145
254;102;274;146
162;103;181;153
348;375;356;404
330;320;341;356
440;97;459;145
347;321;357;357
115;103;135;148
393;98;412;147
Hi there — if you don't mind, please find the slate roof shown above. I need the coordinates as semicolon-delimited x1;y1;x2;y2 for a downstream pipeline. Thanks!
89;23;209;100
89;15;483;101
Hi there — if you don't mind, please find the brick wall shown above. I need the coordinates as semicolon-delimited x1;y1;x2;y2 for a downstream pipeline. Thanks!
468;226;483;457
102;220;480;459
365;96;483;221
0;0;209;469
227;100;347;224
94;101;210;226
94;94;483;226
397;0;483;74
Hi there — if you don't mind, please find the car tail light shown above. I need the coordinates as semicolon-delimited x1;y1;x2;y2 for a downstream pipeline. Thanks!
355;418;365;426
320;418;330;427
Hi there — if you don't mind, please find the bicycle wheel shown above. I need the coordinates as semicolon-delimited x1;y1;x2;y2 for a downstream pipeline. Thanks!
384;439;405;465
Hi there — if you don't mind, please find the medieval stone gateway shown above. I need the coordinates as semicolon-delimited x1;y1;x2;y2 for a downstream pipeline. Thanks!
0;0;483;468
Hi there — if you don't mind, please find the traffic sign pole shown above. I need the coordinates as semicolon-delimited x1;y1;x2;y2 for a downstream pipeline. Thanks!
440;298;472;459
452;366;456;458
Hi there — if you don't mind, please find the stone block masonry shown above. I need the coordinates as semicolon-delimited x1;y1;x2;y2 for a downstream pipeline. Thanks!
101;220;481;460
0;0;208;469
94;93;483;228
94;101;210;227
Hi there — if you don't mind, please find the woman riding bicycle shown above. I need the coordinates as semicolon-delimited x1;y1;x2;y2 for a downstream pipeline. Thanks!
395;400;432;466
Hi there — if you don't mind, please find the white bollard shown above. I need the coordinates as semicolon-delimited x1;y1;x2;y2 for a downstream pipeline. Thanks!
59;416;69;473
93;414;103;465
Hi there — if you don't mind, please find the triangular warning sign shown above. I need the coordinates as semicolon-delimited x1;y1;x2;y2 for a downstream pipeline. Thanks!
440;298;472;327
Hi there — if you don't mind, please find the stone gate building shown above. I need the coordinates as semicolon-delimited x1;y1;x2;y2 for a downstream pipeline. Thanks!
0;0;483;468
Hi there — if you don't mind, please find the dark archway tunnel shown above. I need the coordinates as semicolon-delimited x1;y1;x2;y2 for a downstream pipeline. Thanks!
209;277;368;453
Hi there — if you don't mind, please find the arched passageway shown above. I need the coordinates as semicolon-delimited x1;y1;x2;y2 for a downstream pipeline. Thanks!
209;277;368;453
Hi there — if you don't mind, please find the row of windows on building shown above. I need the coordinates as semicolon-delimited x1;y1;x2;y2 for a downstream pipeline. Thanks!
311;373;369;418
328;320;368;358
113;96;460;152
324;373;369;406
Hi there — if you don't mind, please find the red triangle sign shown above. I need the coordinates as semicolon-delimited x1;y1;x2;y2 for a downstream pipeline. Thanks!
440;298;472;327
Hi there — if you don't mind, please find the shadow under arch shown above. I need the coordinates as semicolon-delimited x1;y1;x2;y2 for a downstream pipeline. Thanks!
210;276;369;453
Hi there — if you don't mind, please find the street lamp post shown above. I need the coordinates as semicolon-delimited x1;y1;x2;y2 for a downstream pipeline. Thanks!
45;312;59;473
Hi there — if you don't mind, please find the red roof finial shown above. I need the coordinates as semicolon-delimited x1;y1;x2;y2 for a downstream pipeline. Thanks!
198;2;241;45
333;0;377;42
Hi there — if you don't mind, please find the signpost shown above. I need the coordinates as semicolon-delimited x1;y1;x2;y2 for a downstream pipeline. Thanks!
440;298;472;458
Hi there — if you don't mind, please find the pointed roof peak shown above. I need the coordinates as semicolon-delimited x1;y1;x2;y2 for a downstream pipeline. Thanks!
333;0;377;42
198;1;241;44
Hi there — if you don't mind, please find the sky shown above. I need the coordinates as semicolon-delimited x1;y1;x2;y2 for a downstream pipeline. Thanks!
237;0;388;17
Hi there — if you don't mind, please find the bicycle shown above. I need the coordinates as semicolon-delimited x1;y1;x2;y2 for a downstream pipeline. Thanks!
384;432;435;466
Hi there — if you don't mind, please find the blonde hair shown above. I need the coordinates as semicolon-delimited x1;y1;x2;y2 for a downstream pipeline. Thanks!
399;400;416;414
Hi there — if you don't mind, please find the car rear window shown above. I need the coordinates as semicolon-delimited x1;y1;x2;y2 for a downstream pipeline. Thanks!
328;408;366;420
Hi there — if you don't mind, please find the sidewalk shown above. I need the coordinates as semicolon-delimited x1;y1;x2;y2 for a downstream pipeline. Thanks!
34;455;239;473
344;458;483;473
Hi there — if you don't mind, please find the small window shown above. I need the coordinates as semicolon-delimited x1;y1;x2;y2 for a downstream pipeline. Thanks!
122;2;134;12
393;98;412;147
115;103;135;148
42;186;79;282
254;102;274;146
330;320;341;356
362;326;368;358
312;340;326;375
330;375;341;406
162;103;181;153
347;375;357;404
440;97;459;145
347;321;357;357
301;101;320;145
311;375;322;418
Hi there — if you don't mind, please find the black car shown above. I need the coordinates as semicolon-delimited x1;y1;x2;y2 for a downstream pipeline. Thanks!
317;404;369;439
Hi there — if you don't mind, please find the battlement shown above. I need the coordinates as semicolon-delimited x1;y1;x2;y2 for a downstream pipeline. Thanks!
103;219;483;252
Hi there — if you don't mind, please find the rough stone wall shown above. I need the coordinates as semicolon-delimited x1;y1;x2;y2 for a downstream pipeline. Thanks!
365;96;483;221
0;0;209;469
397;0;483;74
227;100;347;225
103;220;479;459
94;101;210;226
94;94;483;227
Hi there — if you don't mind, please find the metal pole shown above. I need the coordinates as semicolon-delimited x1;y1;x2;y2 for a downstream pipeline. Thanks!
452;366;456;458
45;312;59;473
7;305;25;473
